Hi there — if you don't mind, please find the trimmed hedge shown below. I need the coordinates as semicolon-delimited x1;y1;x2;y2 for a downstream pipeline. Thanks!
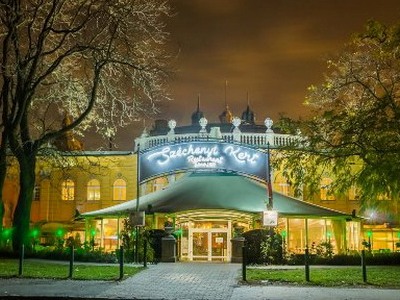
0;246;118;263
283;252;400;266
31;247;118;263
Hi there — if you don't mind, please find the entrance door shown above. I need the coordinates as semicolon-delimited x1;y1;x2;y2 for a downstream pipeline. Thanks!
192;231;209;260
190;228;229;261
211;232;228;261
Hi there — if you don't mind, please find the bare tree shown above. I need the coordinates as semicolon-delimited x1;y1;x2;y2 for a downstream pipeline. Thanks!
0;0;172;251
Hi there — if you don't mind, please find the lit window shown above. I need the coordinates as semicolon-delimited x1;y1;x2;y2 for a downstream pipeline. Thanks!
377;193;391;201
113;179;126;201
320;177;335;200
278;181;290;195
348;186;360;201
33;184;41;201
61;179;75;201
87;179;101;201
152;177;166;192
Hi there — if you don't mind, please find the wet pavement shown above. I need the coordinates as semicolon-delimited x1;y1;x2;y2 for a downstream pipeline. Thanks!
0;262;399;300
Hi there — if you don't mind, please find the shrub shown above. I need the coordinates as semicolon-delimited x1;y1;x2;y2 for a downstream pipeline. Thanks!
147;229;167;263
22;246;118;263
261;233;284;264
243;229;284;265
316;241;334;259
243;229;268;264
120;218;157;263
366;252;400;265
284;251;400;266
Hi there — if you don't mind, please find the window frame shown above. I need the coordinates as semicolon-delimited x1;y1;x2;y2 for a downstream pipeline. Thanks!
87;179;101;201
320;177;335;201
61;179;75;201
113;178;127;201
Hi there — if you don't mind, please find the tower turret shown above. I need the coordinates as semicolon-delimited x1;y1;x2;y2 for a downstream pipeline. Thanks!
241;94;255;124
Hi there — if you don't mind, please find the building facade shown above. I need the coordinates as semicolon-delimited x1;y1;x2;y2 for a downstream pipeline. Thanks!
2;103;400;259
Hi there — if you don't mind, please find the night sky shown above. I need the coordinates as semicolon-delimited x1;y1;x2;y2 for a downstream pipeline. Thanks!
89;0;400;150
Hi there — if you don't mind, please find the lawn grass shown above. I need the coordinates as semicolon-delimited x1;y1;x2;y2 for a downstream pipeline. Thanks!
0;259;143;280
246;266;400;288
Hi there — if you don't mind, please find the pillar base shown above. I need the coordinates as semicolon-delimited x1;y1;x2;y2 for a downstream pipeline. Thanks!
161;235;176;262
231;237;245;263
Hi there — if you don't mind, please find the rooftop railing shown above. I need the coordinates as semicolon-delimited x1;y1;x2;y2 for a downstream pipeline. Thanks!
134;117;301;151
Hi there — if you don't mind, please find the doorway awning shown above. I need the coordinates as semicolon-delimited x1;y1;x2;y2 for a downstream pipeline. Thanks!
82;172;353;219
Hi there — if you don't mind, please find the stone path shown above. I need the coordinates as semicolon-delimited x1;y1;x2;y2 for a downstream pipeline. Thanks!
99;262;239;299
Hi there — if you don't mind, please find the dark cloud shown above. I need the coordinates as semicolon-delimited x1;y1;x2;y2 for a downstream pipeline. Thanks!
90;0;400;150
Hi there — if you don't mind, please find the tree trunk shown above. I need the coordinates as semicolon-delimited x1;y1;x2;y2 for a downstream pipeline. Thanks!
12;156;36;253
0;131;7;234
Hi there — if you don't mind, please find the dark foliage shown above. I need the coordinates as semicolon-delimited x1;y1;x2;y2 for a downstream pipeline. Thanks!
243;229;284;265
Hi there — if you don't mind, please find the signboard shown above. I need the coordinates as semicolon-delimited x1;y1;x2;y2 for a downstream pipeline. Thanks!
262;210;278;227
129;211;145;226
215;237;224;244
139;141;267;182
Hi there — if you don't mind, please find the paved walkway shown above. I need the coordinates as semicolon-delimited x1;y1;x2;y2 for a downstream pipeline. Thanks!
1;262;399;300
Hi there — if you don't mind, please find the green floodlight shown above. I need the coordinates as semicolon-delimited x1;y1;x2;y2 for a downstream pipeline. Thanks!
327;231;332;238
2;228;12;239
174;228;183;237
397;232;400;239
31;228;40;238
281;230;287;238
367;230;372;238
90;228;96;237
55;228;64;238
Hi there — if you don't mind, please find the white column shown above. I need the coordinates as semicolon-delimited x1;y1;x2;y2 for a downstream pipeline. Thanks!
100;219;104;249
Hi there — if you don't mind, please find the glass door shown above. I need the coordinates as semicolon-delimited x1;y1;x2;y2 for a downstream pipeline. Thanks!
211;232;227;261
192;231;209;261
189;229;229;261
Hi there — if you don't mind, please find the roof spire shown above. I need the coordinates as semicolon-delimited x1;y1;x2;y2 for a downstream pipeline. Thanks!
241;92;255;125
224;80;228;107
197;93;201;111
219;80;233;123
191;94;204;125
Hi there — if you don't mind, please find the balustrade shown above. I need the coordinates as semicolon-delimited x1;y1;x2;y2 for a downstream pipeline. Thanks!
134;130;299;151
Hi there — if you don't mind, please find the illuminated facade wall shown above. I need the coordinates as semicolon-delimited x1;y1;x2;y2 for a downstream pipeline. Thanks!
2;153;137;236
2;149;400;254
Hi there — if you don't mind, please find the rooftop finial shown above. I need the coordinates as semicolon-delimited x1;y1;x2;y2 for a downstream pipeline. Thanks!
219;80;233;124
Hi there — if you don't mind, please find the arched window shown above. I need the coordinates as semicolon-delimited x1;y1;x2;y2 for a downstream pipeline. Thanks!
61;179;75;201
348;185;360;201
87;179;101;201
113;179;126;201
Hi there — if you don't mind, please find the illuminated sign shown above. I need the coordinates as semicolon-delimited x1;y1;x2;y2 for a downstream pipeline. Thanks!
139;141;267;182
129;211;145;226
262;210;278;227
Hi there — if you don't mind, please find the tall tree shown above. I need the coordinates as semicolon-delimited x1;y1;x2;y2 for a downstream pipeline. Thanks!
276;20;400;221
0;130;7;235
0;0;171;251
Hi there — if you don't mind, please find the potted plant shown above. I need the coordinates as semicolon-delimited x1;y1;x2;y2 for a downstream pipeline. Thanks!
164;219;174;236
